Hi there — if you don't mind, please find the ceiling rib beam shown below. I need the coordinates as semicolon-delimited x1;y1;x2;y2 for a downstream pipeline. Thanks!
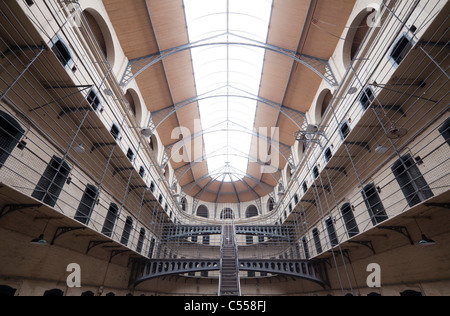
119;32;338;88
147;87;308;135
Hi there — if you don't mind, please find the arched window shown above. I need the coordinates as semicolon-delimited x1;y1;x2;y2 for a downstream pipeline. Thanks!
302;181;308;194
50;35;74;69
148;238;156;258
267;198;275;212
139;166;145;178
126;148;135;162
0;110;25;169
120;216;133;246
390;34;414;66
312;228;322;254
392;154;434;207
221;208;234;219
87;89;101;112
324;147;333;163
362;184;388;226
136;228;145;253
359;87;375;111
294;194;299;205
110;123;120;140
339;121;351;140
197;205;209;218
102;203;119;237
75;184;98;225
340;203;359;238
325;217;338;247
245;205;258;218
302;237;310;260
32;156;71;207
313;166;319;179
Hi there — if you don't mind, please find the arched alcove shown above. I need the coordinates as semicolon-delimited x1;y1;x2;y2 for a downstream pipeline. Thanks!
149;134;160;161
315;89;333;123
285;164;292;187
124;89;143;125
343;7;378;69
81;8;116;67
164;165;171;183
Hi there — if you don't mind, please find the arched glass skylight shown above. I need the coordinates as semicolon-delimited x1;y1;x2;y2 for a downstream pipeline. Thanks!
184;0;273;182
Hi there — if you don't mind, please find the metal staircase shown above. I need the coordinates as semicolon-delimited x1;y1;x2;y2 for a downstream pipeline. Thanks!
219;220;241;296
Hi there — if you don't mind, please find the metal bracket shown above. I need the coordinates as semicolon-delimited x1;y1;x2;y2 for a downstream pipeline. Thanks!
90;142;116;154
51;227;86;245
1;45;47;58
109;250;131;263
86;240;113;254
425;203;450;210
129;185;147;193
303;200;317;207
312;184;330;193
373;105;406;117
345;141;371;152
58;107;91;119
113;167;134;177
348;240;376;254
378;226;414;245
324;167;347;176
0;204;41;219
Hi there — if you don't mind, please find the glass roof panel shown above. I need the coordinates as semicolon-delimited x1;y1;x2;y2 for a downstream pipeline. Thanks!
184;0;273;182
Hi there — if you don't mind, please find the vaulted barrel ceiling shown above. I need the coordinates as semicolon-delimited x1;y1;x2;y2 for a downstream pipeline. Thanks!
103;0;356;203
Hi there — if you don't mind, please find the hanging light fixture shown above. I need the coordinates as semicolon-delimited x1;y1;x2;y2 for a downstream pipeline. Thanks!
72;144;85;153
387;126;408;139
129;127;153;137
415;218;436;246
30;234;47;245
368;84;408;139
140;128;153;138
30;219;50;246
